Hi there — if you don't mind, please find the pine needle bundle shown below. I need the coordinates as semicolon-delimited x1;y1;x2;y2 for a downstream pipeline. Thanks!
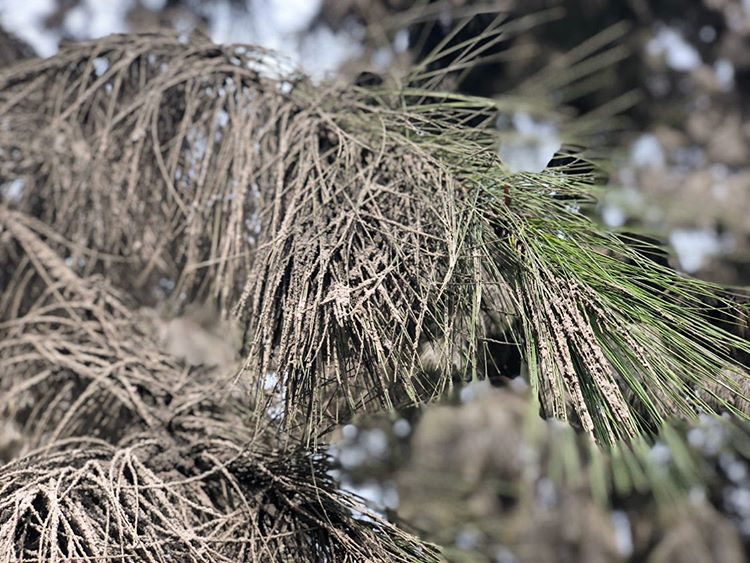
0;434;438;562
0;205;193;448
0;33;287;312
3;31;750;444
0;206;437;562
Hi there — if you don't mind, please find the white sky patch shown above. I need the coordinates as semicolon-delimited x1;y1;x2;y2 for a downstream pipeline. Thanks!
459;379;491;403
496;112;561;173
602;204;626;228
208;0;359;80
508;376;528;391
333;425;389;470
83;0;130;38
267;0;320;34
495;546;517;563
393;418;411;437
1;178;26;202
372;46;393;71
714;58;735;91
342;423;358;440
0;0;58;56
688;415;728;456
210;2;296;65
536;477;557;507
92;56;109;77
64;7;88;40
455;526;481;550
338;445;367;468
394;29;409;53
648;441;671;465
343;479;399;513
647;26;701;72
361;429;388;458
610;511;634;558
261;370;286;420
630;133;665;168
208;2;257;47
670;228;732;273
297;25;364;80
720;452;748;483
2;0;355;78
63;1;132;41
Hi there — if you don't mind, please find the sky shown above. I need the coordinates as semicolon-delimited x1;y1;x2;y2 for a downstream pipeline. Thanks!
0;0;360;78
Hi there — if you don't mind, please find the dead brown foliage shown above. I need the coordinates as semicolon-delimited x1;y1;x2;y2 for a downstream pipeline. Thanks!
0;32;489;435
0;434;438;562
0;181;437;561
0;33;280;313
0;33;488;435
0;206;194;448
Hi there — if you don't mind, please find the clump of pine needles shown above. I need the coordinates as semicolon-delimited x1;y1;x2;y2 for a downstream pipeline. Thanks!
0;203;438;562
0;205;201;448
2;30;750;445
0;433;439;562
0;33;289;314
